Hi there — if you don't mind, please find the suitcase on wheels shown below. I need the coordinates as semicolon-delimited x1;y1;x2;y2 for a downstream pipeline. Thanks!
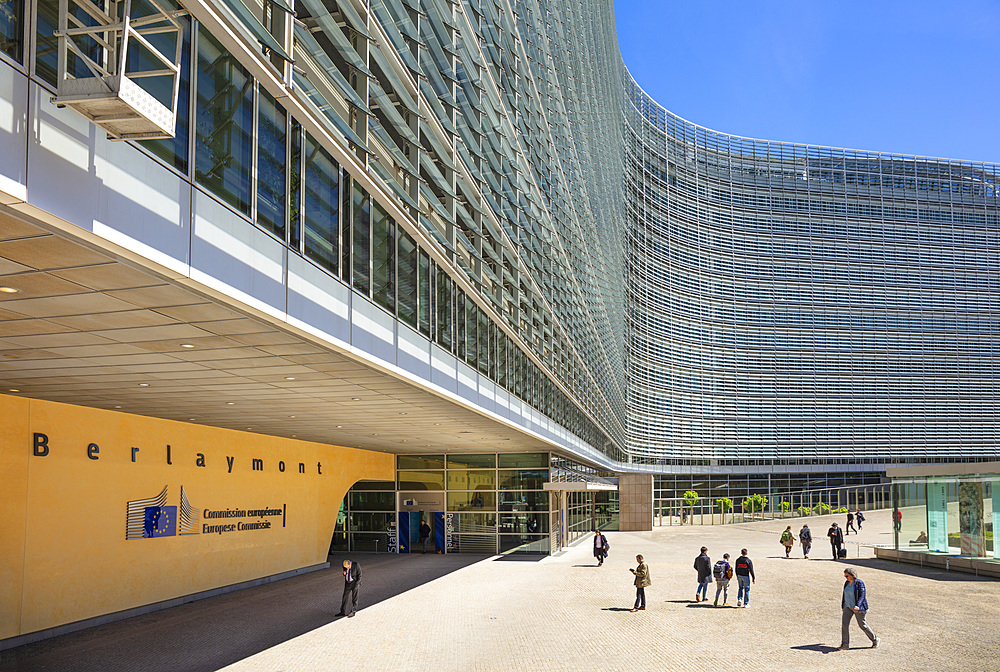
838;547;848;558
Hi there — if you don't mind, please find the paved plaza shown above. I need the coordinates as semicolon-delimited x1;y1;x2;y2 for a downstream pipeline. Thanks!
3;510;999;671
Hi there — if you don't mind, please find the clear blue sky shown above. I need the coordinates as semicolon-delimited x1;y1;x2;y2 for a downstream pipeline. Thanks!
615;1;1000;164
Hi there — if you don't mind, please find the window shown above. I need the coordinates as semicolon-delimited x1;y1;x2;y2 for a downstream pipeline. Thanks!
0;0;23;62
340;175;351;283
302;132;339;273
256;87;286;238
195;27;253;215
397;230;417;328
372;202;395;312
352;179;371;295
436;270;453;350
417;249;431;335
289;119;302;251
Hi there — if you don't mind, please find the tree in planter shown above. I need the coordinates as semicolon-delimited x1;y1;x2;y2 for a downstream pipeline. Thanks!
743;493;768;516
779;501;791;514
682;490;699;523
716;497;734;523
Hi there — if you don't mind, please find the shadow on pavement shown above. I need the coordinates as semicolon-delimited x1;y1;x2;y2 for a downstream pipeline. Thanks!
600;607;633;612
791;643;838;654
845;556;998;582
0;552;489;672
492;554;545;562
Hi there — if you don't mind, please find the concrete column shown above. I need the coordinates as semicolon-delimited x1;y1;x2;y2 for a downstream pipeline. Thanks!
618;474;654;531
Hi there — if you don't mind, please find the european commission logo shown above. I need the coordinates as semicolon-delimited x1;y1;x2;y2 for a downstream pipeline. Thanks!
126;486;201;540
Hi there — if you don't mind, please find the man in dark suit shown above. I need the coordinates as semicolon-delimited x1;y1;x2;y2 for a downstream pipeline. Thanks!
337;559;361;617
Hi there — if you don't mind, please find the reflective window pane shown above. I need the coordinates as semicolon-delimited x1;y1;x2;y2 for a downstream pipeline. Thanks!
499;490;549;511
447;470;496;490
372;204;395;311
352;179;371;294
446;454;496;469
302;132;339;273
397;230;418;327
397;455;444;470
256;88;286;238
0;0;23;62
499;453;549;468
447;491;496;511
349;491;394;510
397;471;444;491
498;469;549;490
195;27;253;215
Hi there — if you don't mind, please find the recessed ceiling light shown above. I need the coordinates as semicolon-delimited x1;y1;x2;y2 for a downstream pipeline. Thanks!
336;425;343;428
434;423;441;426
372;433;379;436
246;427;252;430
0;286;19;293
351;397;360;401
180;344;195;349
226;402;235;405
3;354;20;359
284;376;296;380
292;434;297;437
114;405;122;409
399;412;407;415
8;389;19;392
188;418;196;421
138;383;149;387
288;415;296;418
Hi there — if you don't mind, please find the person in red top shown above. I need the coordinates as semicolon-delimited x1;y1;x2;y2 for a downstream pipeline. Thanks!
734;548;755;608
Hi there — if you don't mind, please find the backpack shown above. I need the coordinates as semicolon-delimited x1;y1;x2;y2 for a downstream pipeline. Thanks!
713;560;728;581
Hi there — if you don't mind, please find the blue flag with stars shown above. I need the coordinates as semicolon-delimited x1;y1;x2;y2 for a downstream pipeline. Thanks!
143;506;177;538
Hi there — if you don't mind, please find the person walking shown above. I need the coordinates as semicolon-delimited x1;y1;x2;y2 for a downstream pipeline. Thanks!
799;523;813;559
694;546;712;602
780;525;795;558
712;553;733;606
893;508;902;532
734;548;755;608
336;559;362;618
839;567;879;649
846;511;856;535
828;522;845;560
630;554;651;612
419;518;432;554
593;529;609;566
856;509;865;531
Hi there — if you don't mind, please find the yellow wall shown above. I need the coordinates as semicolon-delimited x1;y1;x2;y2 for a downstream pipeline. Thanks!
0;394;393;640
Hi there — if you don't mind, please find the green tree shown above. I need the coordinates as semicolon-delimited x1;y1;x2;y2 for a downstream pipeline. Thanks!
743;493;768;513
683;490;699;504
779;501;790;512
716;497;733;512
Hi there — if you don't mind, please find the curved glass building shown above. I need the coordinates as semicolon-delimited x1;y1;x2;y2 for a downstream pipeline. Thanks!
0;0;998;478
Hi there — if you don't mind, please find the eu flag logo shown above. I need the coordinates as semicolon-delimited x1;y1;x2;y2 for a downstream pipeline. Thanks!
143;506;177;538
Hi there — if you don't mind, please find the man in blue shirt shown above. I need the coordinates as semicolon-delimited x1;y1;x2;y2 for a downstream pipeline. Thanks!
839;567;879;649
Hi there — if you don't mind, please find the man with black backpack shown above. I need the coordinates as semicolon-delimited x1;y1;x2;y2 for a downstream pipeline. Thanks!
734;549;755;608
713;553;733;606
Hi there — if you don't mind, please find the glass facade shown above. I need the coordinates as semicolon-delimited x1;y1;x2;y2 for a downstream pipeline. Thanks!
891;471;998;561
12;0;1000;477
626;79;1000;467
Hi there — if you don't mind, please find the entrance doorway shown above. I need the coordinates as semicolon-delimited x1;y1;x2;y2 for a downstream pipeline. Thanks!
398;492;445;554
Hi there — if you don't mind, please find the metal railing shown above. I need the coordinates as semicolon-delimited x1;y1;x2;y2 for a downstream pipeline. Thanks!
654;484;892;526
